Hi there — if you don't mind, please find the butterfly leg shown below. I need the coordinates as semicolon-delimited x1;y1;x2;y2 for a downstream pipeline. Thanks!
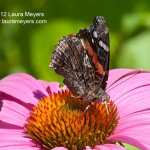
104;101;109;117
83;103;90;114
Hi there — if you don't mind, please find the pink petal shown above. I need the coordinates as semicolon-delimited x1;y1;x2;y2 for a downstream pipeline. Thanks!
52;147;68;150
115;110;150;132
85;146;97;150
111;112;150;148
0;73;49;105
108;135;148;150
0;99;30;126
85;144;126;150
107;69;150;117
107;68;133;88
0;129;37;148
37;80;67;94
0;146;40;150
108;69;150;108
52;145;126;150
94;144;126;150
107;69;150;149
0;73;67;126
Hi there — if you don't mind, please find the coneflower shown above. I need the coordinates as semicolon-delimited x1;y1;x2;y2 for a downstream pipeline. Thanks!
0;69;150;150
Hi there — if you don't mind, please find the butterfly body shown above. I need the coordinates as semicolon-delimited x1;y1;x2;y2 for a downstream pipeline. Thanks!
50;16;110;103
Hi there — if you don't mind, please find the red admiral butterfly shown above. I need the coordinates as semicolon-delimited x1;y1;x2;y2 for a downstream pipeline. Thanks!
50;16;110;104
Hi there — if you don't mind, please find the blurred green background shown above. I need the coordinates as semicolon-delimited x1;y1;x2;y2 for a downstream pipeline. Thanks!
1;0;150;84
0;0;149;149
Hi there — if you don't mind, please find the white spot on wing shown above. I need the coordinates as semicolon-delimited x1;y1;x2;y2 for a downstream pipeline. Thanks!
92;38;94;43
99;41;109;52
93;31;98;38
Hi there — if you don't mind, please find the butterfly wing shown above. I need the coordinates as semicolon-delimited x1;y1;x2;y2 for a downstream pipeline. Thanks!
50;16;110;102
77;16;110;91
50;35;95;98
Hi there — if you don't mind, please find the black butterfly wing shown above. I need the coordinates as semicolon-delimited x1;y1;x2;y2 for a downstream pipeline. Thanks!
76;16;110;91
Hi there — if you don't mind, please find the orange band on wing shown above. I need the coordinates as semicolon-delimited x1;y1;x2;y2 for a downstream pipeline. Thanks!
81;39;103;74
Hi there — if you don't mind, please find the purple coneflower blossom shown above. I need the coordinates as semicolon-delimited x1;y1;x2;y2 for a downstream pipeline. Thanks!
0;69;150;150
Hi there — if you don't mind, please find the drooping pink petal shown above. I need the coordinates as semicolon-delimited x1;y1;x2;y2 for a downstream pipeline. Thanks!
0;73;49;105
0;146;40;150
0;129;37;148
0;99;30;126
0;73;66;126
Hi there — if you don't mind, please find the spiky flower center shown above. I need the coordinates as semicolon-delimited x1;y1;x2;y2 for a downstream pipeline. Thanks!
25;90;119;150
